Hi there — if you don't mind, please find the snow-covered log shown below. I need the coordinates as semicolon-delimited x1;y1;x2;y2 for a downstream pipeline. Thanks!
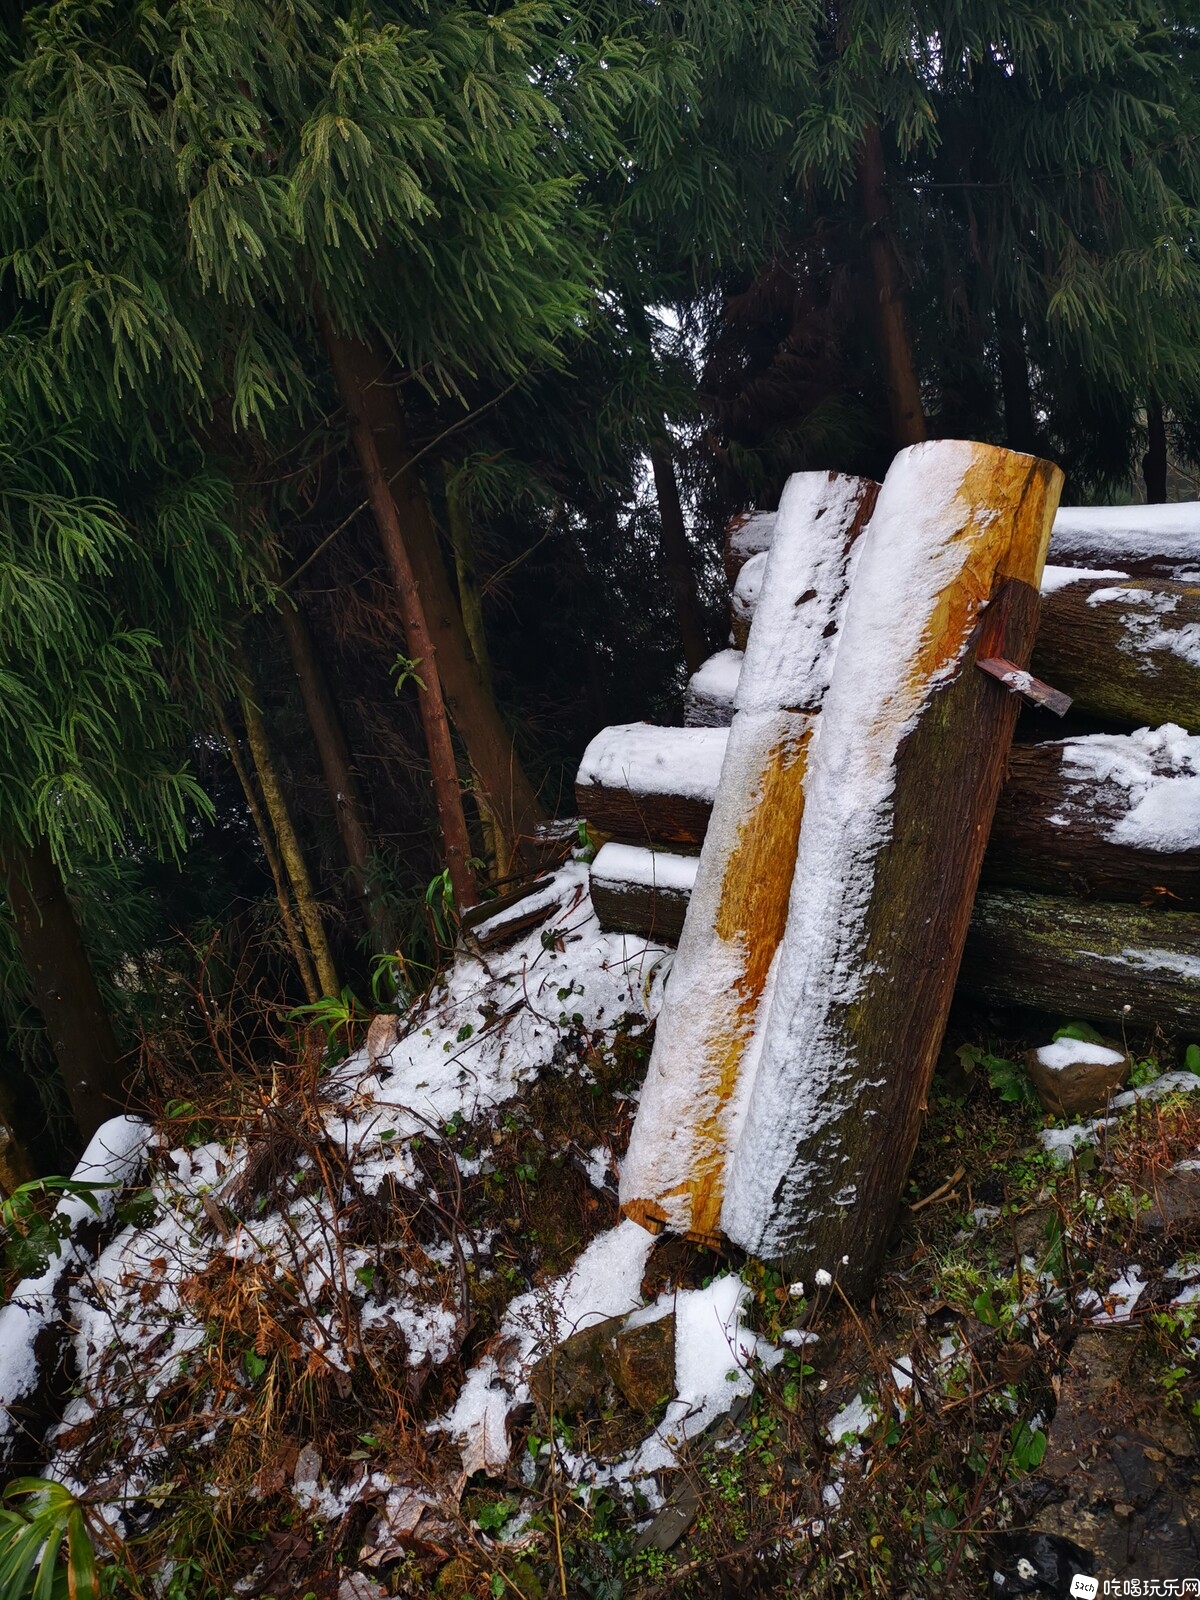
960;889;1200;1032
589;842;698;945
986;726;1200;905
620;471;879;1244
1049;503;1200;579
1032;576;1200;731
683;649;742;728
725;500;1200;587
720;440;1063;1296
575;724;726;847
730;550;767;651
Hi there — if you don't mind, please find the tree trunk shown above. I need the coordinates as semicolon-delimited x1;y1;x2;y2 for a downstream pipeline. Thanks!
859;124;926;449
442;465;510;879
320;320;478;912
720;441;1062;1296
1;837;125;1140
343;335;546;863
626;299;709;673
620;472;879;1245
235;648;342;996
1144;394;1168;505
995;297;1039;455
985;737;1200;906
1033;575;1200;730
276;597;390;948
215;703;322;1005
961;889;1200;1033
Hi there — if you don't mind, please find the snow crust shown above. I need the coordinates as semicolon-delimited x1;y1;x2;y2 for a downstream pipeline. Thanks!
591;842;701;896
726;510;778;573
1084;584;1200;669
1049;724;1200;853
722;441;1045;1257
1039;565;1128;594
576;722;728;802
1035;1039;1124;1072
622;471;871;1232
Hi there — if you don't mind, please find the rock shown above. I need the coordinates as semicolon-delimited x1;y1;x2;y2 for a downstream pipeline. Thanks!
1025;1037;1129;1118
1032;1327;1200;1581
1138;1164;1200;1233
529;1311;676;1422
603;1313;675;1414
632;1485;698;1554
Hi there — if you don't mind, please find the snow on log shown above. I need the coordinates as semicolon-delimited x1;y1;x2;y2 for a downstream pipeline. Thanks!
575;723;727;848
1049;503;1200;578
986;725;1200;905
620;471;879;1243
0;1116;149;1463
683;649;742;728
725;500;1200;586
730;550;768;651
724;510;778;587
1031;577;1200;730
960;889;1200;1032
720;440;1063;1296
589;842;699;945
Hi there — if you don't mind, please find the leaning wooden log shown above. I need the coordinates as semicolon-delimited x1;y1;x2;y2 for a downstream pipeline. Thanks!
720;440;1063;1298
960;889;1200;1033
1032;576;1200;731
620;471;879;1244
589;843;697;946
575;723;727;848
985;726;1200;906
683;649;742;728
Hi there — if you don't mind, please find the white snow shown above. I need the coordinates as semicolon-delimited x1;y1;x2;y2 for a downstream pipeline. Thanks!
1083;584;1200;670
723;440;1044;1256
1039;565;1128;594
1092;1265;1146;1324
590;842;700;896
1034;1039;1124;1072
1040;1071;1200;1161
826;1391;876;1445
621;470;872;1234
0;1116;150;1451
683;649;743;727
1049;725;1200;854
1050;502;1200;571
576;723;728;802
731;549;769;636
727;510;778;573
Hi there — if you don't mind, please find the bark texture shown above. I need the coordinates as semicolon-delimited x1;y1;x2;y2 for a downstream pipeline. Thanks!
322;322;477;911
574;783;713;851
1032;577;1200;730
961;890;1200;1032
589;875;691;946
1;837;125;1140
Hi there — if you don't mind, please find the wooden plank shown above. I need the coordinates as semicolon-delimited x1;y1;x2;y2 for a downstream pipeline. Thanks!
720;440;1063;1297
619;471;879;1244
961;889;1200;1032
1032;577;1200;731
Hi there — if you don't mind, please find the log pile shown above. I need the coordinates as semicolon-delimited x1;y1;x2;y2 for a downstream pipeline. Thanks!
578;494;1200;1036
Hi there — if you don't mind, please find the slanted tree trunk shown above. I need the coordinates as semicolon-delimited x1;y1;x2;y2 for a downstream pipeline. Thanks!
1033;575;1200;729
721;441;1062;1297
995;297;1039;455
321;321;478;911
961;889;1200;1033
235;646;341;995
1144;394;1168;505
620;472;879;1245
344;335;545;866
860;124;926;449
276;597;390;948
1;837;125;1140
215;703;321;1005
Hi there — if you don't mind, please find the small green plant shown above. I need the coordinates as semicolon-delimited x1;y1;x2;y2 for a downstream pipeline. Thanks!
0;1478;98;1600
474;1499;516;1534
1008;1418;1048;1472
425;869;457;945
957;1044;1041;1113
289;987;363;1062
1185;1043;1200;1075
1;1179;114;1282
391;652;426;695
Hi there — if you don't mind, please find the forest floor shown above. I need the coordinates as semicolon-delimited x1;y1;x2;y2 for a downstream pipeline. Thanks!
4;861;1200;1599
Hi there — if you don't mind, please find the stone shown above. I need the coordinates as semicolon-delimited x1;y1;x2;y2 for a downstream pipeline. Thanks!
1137;1164;1200;1233
529;1321;611;1420
529;1310;676;1423
1025;1037;1129;1118
602;1313;675;1414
